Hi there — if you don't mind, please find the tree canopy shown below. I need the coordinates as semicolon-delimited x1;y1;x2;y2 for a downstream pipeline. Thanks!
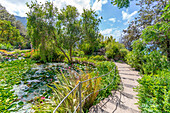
27;1;101;62
0;19;23;45
0;4;26;36
121;0;169;49
141;4;170;61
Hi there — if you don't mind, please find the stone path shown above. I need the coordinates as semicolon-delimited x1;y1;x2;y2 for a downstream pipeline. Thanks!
89;62;141;113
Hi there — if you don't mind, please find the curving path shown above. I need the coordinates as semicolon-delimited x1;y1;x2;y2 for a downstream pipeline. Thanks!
89;62;141;113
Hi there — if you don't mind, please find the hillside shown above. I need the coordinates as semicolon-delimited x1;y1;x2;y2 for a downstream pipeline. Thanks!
15;16;27;27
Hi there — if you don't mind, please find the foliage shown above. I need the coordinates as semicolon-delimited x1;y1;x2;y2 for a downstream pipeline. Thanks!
126;40;146;70
105;39;128;60
0;43;13;51
126;40;169;74
78;37;101;56
13;49;31;54
30;51;41;61
121;0;169;49
34;58;120;112
33;67;101;112
141;51;169;74
27;1;101;62
0;54;3;62
0;4;27;38
0;19;24;46
119;49;128;59
23;49;65;62
136;70;170;112
73;50;85;57
111;0;130;8
90;55;106;61
141;4;170;61
121;21;142;50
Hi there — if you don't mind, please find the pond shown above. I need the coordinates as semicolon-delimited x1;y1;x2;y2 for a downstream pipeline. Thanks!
8;62;95;112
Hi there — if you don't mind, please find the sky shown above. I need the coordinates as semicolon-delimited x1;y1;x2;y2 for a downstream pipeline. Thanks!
0;0;140;41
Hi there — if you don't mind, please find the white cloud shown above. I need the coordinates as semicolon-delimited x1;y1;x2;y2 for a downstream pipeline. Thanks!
0;0;91;17
100;28;112;35
100;28;121;41
102;0;108;4
110;30;122;41
117;20;121;22
109;18;116;23
122;10;137;21
92;0;108;11
51;0;91;14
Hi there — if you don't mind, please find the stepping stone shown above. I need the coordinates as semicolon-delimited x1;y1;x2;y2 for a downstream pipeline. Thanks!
120;74;141;80
121;79;139;86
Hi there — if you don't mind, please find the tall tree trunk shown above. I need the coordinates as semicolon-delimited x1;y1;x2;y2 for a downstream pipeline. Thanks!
69;46;72;62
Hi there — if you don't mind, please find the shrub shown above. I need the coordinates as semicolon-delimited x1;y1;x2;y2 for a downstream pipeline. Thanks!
105;42;119;59
126;40;169;74
141;50;169;74
119;49;128;59
31;51;41;60
136;70;170;113
24;52;31;58
126;40;147;70
28;49;65;62
90;55;106;61
105;40;128;60
0;43;13;51
80;43;94;55
73;50;85;57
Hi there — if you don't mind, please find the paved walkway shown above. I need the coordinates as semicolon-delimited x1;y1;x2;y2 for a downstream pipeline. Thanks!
89;62;141;113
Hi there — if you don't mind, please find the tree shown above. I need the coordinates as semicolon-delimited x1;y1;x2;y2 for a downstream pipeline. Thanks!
78;8;101;55
121;0;169;49
27;1;101;62
141;4;170;61
121;21;142;50
0;19;23;45
0;4;26;35
0;4;16;26
57;5;82;61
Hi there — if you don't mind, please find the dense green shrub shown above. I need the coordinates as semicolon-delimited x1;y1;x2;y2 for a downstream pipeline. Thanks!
126;40;146;70
119;49;129;60
0;43;13;51
79;43;95;55
105;42;119;59
78;39;100;55
126;39;170;113
141;51;169;74
105;40;128;60
25;49;65;62
126;40;169;74
136;70;170;112
90;55;106;61
31;51;41;61
73;50;85;57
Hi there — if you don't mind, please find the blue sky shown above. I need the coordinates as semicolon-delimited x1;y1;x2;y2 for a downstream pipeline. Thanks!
0;0;140;41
